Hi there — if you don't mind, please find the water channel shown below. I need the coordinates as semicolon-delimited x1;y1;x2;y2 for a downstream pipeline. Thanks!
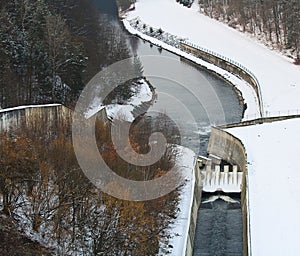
98;1;244;255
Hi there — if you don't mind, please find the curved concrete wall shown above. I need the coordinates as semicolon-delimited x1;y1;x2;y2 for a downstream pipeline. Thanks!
0;104;72;133
207;127;246;171
180;42;263;117
185;161;202;256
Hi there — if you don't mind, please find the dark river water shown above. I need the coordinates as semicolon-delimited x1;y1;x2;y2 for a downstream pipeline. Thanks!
193;193;243;256
97;1;243;255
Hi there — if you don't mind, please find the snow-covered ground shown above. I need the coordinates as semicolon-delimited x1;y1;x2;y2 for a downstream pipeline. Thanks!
106;78;152;121
85;78;153;121
125;0;300;118
227;118;300;256
160;145;196;256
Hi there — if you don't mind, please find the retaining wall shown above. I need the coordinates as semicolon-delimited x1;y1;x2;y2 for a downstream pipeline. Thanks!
180;42;263;117
0;104;110;134
207;126;250;256
0;104;72;133
185;160;202;256
219;114;300;129
207;127;246;171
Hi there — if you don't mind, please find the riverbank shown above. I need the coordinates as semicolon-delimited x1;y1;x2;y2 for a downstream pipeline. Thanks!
122;18;260;121
84;77;154;121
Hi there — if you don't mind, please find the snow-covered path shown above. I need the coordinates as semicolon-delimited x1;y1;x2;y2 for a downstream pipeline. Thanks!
126;0;300;117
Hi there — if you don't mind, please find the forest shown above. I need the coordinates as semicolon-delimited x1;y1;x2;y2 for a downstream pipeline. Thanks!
198;0;300;61
0;0;132;109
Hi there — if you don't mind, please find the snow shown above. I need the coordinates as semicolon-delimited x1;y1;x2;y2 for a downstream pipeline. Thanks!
84;102;105;119
159;145;196;256
227;118;300;256
105;78;152;121
125;0;300;118
84;78;152;121
0;103;62;114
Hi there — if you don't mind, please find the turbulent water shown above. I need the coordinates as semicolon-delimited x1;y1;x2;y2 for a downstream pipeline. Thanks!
193;193;243;256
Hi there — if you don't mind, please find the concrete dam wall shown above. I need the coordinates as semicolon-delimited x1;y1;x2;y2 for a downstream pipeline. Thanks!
185;160;203;256
0;104;109;134
0;104;72;133
207;127;246;171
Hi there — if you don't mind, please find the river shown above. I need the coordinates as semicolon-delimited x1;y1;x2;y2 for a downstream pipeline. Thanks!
95;1;243;155
130;38;242;155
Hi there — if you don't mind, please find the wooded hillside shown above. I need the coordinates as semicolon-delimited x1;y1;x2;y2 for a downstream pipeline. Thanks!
0;0;131;108
198;0;300;60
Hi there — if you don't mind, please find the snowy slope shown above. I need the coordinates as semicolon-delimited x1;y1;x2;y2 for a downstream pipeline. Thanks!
126;0;300;117
227;118;300;256
161;145;196;256
85;78;152;121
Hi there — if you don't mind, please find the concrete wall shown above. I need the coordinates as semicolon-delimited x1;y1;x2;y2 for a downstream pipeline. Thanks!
220;114;300;129
0;104;72;133
0;104;109;134
207;126;250;256
180;42;263;117
185;160;202;256
207;127;246;171
241;170;250;256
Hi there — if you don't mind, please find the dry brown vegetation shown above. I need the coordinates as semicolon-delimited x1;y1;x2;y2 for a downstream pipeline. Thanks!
0;112;180;255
